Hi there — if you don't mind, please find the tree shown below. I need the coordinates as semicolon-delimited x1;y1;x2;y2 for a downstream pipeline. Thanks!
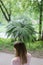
0;0;43;40
0;0;11;22
25;0;43;40
6;15;36;43
39;0;43;40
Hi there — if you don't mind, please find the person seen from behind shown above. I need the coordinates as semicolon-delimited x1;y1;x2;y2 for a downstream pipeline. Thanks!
11;41;32;65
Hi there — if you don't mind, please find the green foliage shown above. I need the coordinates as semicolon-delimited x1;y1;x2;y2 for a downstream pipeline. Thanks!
0;38;43;51
26;41;43;51
6;15;36;42
0;0;43;23
0;25;6;32
0;0;41;19
0;38;13;51
0;0;43;40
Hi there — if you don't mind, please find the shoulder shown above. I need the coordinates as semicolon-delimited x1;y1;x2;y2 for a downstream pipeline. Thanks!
27;52;32;57
11;57;20;65
11;57;19;62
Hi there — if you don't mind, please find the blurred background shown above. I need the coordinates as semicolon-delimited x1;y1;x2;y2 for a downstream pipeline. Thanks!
0;0;43;58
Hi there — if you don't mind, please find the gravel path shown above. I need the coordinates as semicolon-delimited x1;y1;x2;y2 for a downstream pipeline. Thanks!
0;52;43;65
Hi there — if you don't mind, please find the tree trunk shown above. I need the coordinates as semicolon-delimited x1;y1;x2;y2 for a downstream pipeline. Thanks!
39;0;43;40
0;0;11;22
41;31;43;40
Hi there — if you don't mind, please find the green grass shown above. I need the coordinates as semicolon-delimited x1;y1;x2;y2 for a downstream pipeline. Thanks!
0;38;43;52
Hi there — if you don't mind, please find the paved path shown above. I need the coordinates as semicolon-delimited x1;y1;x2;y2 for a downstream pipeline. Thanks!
0;52;43;65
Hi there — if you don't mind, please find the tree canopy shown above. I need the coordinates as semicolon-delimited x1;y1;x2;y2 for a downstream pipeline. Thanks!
0;0;43;40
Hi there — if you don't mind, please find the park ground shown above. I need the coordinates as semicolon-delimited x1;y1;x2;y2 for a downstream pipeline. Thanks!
0;52;43;65
0;38;43;58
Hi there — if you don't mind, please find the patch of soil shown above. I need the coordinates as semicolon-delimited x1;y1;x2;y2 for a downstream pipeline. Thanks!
0;49;43;58
28;50;43;58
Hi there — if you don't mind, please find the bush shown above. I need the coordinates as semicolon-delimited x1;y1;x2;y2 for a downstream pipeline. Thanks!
26;41;43;51
0;38;14;51
0;38;43;51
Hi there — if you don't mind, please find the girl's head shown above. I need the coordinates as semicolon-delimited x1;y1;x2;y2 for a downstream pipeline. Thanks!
14;41;27;64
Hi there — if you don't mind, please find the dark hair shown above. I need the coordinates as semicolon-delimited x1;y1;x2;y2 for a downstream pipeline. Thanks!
14;41;27;64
